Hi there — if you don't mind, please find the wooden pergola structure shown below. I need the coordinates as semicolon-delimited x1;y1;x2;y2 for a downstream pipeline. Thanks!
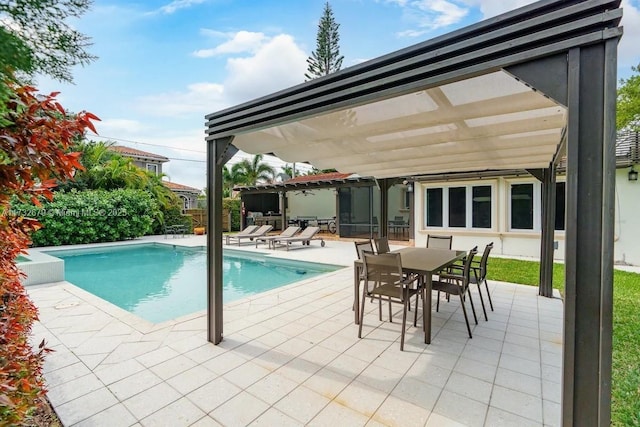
205;1;622;424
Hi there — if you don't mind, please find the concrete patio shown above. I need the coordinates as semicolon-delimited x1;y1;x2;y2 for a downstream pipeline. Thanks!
27;236;563;426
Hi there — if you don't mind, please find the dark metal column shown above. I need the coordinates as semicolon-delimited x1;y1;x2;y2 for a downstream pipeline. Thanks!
206;137;237;344
376;179;390;238
563;41;616;426
539;166;556;297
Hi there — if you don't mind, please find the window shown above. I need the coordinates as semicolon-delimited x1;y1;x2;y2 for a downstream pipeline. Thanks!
511;183;534;230
472;186;492;228
555;182;565;231
424;184;493;229
146;163;158;174
402;189;411;210
508;180;565;232
448;187;466;227
425;188;443;227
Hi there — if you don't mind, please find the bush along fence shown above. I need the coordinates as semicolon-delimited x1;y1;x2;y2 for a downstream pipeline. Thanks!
12;189;158;246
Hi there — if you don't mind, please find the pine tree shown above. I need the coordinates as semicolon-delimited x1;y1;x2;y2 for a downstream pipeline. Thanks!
305;2;344;80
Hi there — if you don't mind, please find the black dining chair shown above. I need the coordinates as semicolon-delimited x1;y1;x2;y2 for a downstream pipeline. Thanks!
432;246;478;338
358;251;420;351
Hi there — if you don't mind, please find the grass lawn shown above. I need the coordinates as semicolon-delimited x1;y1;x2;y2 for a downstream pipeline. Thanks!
487;257;640;426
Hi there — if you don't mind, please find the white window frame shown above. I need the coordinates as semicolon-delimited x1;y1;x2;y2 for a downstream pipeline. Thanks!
146;163;158;174
423;181;496;230
507;178;566;232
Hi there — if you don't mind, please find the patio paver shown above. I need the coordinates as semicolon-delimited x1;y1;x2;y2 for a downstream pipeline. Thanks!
26;236;564;426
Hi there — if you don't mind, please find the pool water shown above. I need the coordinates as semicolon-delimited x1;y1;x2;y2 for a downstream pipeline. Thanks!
45;244;340;323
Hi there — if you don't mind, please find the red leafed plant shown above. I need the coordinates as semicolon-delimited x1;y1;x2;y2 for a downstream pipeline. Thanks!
0;83;98;424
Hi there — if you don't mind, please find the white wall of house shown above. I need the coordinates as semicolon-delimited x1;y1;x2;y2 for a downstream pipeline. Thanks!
413;171;639;266
286;189;336;219
614;167;640;265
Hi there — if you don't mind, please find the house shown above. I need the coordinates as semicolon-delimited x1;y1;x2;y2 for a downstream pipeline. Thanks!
108;145;201;211
236;132;640;266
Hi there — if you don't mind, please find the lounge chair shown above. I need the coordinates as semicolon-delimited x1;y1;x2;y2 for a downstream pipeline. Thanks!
224;225;259;245
225;225;272;246
254;225;301;249
272;226;325;250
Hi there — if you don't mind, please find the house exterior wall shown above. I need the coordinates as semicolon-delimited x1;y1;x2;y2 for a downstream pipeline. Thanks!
413;172;638;266
614;168;640;265
130;159;163;175
286;189;336;219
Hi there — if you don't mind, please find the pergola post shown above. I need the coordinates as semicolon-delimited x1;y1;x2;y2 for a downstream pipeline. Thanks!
206;137;237;344
563;40;616;426
539;165;556;297
376;178;390;238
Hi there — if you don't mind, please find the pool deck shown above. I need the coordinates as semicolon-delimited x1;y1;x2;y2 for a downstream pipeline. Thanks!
27;235;565;426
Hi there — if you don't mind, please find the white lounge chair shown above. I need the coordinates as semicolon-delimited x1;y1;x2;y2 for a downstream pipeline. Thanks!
225;225;272;245
272;226;325;250
255;225;301;249
224;225;259;245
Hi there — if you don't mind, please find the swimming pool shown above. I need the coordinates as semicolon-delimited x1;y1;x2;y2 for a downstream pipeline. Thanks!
45;244;341;323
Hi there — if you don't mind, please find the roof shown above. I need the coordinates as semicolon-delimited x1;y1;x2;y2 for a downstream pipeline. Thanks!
616;130;640;167
108;145;169;162
283;172;353;184
206;0;621;180
163;181;201;193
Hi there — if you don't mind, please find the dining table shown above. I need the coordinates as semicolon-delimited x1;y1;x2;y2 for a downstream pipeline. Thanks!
353;247;467;344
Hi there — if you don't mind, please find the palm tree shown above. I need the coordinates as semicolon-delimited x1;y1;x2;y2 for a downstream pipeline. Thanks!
277;164;295;182
223;163;245;197
234;154;276;185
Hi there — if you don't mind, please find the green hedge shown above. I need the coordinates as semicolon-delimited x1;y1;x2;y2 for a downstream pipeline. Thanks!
13;189;158;246
151;204;193;234
223;198;241;231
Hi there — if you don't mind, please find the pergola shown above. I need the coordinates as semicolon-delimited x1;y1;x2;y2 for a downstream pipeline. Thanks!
205;1;622;425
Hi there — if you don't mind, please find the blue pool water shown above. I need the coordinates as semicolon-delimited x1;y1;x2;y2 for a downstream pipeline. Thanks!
45;244;340;323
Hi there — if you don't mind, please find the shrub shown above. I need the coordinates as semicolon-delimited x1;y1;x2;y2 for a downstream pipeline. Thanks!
223;198;241;231
0;84;97;423
12;189;158;246
151;204;193;235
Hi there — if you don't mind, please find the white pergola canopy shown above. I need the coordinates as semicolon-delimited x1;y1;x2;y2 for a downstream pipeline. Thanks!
232;71;566;178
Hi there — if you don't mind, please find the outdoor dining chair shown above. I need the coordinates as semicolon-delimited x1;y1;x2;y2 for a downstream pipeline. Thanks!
358;251;420;351
354;240;374;310
471;242;495;313
431;246;478;338
426;234;453;249
373;236;390;254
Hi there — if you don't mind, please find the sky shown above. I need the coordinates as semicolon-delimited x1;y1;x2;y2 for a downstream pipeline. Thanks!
36;0;640;191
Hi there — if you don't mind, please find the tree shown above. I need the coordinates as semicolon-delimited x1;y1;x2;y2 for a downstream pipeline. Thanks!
233;154;276;185
305;2;344;80
223;163;245;197
0;0;96;84
277;164;295;181
617;64;640;131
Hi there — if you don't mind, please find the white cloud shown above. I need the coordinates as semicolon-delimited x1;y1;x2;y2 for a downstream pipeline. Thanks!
388;0;470;36
223;34;308;104
135;82;225;117
193;31;268;58
460;0;533;18
95;118;149;136
414;0;469;28
156;0;206;15
619;0;640;74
